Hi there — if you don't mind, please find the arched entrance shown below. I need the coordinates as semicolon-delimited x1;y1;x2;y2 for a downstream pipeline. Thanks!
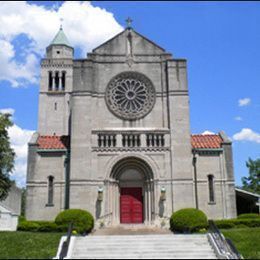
108;157;154;225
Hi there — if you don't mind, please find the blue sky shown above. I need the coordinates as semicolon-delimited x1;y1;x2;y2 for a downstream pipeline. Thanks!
0;1;259;187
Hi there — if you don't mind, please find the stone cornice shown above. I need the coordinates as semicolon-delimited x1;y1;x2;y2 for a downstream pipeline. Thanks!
92;147;170;152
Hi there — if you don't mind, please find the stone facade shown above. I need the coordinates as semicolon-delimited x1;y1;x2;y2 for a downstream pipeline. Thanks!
26;26;237;225
0;184;22;231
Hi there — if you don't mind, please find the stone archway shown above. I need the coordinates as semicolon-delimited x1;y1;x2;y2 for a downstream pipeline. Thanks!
108;157;155;225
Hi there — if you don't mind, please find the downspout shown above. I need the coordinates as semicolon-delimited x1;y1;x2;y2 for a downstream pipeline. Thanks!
192;150;199;209
64;150;70;209
64;105;72;210
165;61;174;214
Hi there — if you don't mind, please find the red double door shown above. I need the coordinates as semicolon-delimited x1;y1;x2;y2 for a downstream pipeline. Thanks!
120;187;143;224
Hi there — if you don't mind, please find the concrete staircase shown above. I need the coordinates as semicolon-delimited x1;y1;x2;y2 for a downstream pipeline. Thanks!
68;234;217;259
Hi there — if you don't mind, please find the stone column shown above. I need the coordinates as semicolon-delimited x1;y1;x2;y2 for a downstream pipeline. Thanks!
151;181;154;221
58;71;62;91
144;184;148;225
112;183;116;224
108;181;112;223
116;134;122;147
141;133;146;147
115;182;120;224
52;73;55;91
148;181;151;224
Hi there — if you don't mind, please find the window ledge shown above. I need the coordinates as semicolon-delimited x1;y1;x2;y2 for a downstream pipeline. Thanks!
208;202;216;205
45;203;54;207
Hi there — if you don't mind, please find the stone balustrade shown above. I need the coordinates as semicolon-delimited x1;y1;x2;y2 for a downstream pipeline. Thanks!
92;130;170;151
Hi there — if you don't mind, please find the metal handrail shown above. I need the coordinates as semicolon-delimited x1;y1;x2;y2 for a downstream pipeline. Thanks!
226;238;243;259
208;220;242;259
59;222;74;259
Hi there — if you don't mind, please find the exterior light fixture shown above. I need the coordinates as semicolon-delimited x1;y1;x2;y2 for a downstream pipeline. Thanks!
98;187;103;201
160;187;166;201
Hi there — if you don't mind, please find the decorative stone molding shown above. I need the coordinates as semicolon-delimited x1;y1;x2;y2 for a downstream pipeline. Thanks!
41;59;73;68
92;147;170;152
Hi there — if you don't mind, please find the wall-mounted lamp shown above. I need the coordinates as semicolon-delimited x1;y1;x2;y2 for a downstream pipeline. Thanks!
97;187;103;201
160;187;166;201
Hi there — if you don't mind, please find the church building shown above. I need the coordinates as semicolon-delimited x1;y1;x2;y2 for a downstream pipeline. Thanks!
26;22;237;226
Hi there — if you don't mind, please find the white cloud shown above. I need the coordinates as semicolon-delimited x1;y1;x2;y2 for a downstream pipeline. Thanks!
201;130;215;135
0;39;38;87
238;98;251;107
8;123;34;187
0;108;15;115
234;116;243;121
233;128;260;144
0;1;123;87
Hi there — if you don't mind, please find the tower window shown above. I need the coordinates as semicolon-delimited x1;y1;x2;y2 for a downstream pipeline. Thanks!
54;102;57;111
62;71;66;90
55;71;59;91
48;71;53;91
208;175;215;203
47;175;54;206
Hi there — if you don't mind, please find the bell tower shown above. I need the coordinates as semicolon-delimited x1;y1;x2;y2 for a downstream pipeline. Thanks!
38;26;74;135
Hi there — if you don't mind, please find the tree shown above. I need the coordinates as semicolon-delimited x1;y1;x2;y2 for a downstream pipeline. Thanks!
0;113;15;201
241;157;260;194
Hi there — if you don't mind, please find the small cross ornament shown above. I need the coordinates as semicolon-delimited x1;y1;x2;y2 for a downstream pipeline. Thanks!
126;17;133;28
60;18;64;30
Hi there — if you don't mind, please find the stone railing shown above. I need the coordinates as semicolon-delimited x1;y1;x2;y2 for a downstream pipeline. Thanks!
92;129;170;152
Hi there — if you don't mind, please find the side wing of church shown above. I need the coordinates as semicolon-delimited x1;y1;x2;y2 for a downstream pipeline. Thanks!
26;25;237;225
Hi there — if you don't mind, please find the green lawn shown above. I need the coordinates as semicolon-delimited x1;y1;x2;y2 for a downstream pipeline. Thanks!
222;227;260;259
0;229;260;259
0;232;64;259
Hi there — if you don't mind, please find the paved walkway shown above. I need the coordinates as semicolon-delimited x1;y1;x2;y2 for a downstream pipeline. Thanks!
92;225;172;236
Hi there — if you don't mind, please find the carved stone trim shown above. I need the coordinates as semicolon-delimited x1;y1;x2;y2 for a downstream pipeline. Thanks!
92;147;170;152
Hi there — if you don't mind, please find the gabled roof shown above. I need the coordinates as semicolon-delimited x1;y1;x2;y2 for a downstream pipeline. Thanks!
37;135;69;150
191;134;223;149
235;188;260;198
50;27;72;48
92;28;166;55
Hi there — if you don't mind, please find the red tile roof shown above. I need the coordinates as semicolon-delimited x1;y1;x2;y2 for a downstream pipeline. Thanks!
191;134;223;149
37;135;69;150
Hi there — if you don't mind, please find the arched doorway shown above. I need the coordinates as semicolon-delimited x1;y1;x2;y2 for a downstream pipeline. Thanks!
108;157;154;225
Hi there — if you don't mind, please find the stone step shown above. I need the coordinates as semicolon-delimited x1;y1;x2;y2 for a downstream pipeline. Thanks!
73;254;217;259
73;251;215;256
73;245;212;250
75;239;208;243
68;234;217;259
74;246;212;250
85;235;207;239
71;255;216;259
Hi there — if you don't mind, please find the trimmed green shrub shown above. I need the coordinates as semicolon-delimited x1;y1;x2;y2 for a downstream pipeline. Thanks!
215;220;236;229
170;208;208;233
18;221;40;232
37;222;58;232
18;215;26;223
55;209;94;234
238;213;260;219
17;220;62;232
215;218;260;229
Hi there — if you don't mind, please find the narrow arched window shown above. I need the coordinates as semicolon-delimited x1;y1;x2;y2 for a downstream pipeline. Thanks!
47;175;54;205
48;71;53;91
62;71;66;91
208;175;215;203
55;71;59;91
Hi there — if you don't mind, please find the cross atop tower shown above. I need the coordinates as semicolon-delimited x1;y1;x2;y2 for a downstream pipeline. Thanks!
60;18;64;30
126;17;133;29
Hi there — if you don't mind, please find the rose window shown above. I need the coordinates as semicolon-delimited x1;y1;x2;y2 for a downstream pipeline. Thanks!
105;72;156;120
